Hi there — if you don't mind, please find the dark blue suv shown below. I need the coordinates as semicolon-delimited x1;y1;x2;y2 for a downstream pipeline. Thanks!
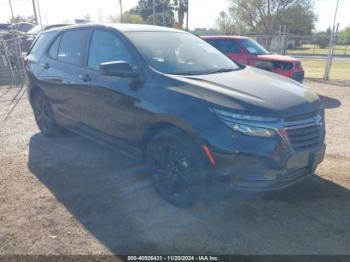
25;24;326;206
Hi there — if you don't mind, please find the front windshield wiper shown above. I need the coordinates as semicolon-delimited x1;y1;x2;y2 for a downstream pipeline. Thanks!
206;67;242;74
171;67;242;76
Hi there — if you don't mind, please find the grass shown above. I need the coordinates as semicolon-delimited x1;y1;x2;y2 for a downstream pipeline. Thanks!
300;58;350;80
287;44;350;56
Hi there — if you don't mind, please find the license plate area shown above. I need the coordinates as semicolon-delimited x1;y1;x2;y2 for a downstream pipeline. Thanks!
286;152;310;170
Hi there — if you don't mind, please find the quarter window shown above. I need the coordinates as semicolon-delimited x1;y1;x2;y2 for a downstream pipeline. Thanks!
28;31;55;56
48;36;61;59
88;30;132;70
57;29;89;65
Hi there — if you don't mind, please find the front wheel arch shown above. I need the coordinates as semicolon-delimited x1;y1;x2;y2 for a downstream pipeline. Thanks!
141;120;207;161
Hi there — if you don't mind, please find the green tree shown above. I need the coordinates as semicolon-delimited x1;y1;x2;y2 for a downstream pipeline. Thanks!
279;3;317;35
122;12;145;24
108;12;144;24
227;0;316;34
8;15;35;24
215;10;247;34
313;31;329;48
338;26;350;45
146;11;175;27
131;0;173;21
173;0;188;28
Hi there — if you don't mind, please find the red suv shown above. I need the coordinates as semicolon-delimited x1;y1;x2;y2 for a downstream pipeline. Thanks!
202;35;304;83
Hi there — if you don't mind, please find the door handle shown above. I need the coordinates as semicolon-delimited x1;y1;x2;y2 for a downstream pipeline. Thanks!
78;74;91;82
41;62;50;69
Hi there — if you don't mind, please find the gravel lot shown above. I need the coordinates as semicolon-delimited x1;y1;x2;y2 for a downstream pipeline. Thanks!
0;80;349;255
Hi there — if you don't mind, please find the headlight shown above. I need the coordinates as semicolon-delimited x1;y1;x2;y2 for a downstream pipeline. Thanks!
209;108;278;137
233;123;276;137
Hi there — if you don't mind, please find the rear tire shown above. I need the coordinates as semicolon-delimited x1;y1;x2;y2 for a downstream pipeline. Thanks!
31;90;59;137
145;128;208;207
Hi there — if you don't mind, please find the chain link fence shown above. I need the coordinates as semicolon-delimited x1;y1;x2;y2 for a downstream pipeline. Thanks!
249;33;350;81
0;31;35;86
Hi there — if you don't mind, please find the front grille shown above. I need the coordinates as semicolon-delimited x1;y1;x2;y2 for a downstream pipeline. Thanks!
285;111;317;122
273;61;293;70
285;114;323;151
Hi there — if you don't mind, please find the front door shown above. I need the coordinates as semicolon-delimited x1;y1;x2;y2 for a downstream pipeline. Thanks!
79;29;140;140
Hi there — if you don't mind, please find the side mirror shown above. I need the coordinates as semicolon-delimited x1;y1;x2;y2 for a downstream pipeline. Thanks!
100;61;138;78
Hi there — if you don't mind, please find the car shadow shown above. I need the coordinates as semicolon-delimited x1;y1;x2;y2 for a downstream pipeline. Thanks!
27;133;350;254
319;95;342;109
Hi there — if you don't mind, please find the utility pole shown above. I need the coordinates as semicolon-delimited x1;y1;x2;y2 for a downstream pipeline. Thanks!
32;0;38;24
36;0;43;28
152;0;156;25
282;24;287;55
119;0;123;23
186;0;189;31
324;23;339;80
8;0;15;22
324;0;340;80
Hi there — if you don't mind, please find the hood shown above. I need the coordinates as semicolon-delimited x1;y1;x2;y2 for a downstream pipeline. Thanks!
166;66;321;118
256;54;299;63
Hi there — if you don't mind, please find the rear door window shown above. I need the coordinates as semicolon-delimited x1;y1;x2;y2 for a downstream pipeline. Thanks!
57;29;89;65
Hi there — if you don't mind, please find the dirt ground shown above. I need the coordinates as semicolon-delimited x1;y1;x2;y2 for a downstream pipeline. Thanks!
0;80;349;255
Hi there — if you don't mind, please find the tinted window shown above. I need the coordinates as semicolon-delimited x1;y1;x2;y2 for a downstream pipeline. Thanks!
29;31;56;56
88;30;132;70
57;29;89;65
207;39;241;54
239;39;269;55
48;36;61;59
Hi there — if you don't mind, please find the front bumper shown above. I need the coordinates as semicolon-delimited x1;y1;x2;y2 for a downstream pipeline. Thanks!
211;143;326;191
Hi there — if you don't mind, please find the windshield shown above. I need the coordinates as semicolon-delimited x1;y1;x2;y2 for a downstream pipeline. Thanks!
126;31;240;75
240;38;270;55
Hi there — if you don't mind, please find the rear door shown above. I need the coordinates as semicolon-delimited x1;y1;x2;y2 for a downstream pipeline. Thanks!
37;28;90;126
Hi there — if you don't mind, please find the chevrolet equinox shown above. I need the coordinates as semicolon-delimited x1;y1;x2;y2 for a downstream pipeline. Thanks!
25;24;326;206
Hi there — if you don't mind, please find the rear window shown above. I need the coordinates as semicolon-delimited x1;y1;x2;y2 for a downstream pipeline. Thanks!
207;39;241;54
57;29;89;65
28;31;56;56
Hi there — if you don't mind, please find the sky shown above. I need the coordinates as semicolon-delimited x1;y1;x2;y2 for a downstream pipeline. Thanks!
0;0;349;32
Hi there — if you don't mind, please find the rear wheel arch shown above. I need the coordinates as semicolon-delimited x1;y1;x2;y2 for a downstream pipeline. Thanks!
28;85;43;103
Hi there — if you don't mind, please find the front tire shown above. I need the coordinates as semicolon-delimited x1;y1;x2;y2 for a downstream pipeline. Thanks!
145;128;207;207
32;90;59;137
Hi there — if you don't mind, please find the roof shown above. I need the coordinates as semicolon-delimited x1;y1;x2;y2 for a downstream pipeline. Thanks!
44;23;184;34
200;35;250;40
